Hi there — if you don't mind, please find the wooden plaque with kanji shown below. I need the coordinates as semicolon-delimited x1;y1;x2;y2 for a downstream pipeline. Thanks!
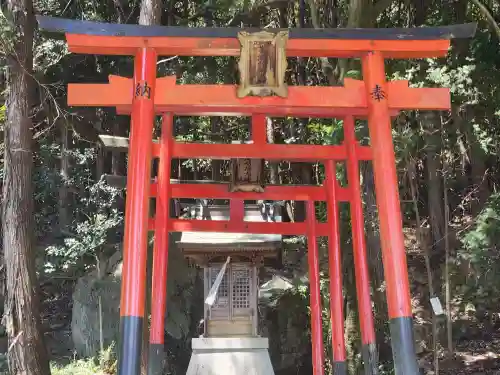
237;30;289;98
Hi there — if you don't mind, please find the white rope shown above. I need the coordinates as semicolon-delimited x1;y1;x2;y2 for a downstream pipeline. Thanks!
205;256;230;307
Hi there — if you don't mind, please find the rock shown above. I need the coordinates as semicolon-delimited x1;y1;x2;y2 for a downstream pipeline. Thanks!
413;324;429;354
71;253;121;358
164;235;199;340
259;268;311;372
0;336;7;353
71;233;199;358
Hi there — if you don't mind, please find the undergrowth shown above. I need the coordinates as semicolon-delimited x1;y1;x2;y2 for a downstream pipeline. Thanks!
51;344;117;375
50;359;104;375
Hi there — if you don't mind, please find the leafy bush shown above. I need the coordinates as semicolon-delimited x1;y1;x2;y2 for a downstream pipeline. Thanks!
457;192;500;307
50;359;103;375
50;345;116;375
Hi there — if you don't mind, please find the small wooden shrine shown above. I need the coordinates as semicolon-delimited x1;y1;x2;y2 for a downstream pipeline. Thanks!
178;202;281;375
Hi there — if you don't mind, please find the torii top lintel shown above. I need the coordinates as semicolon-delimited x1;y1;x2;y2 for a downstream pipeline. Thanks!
37;16;476;59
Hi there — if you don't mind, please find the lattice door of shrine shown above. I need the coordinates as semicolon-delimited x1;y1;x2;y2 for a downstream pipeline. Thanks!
206;264;256;337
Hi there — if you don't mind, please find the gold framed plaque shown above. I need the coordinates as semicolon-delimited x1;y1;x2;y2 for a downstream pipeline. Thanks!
237;30;289;98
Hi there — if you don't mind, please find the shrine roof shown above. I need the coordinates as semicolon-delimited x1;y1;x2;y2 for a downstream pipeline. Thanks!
176;203;282;250
178;232;281;248
37;16;475;41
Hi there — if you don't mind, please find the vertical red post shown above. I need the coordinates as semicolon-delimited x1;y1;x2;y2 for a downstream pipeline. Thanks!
230;199;245;222
361;51;419;375
252;114;267;145
306;200;325;375
324;161;346;375
118;47;157;375
148;113;173;375
344;116;378;375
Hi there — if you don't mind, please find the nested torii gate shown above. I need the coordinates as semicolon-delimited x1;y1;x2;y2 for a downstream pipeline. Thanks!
38;16;475;375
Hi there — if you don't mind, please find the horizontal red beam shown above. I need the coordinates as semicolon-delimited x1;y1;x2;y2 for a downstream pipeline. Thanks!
68;76;450;115
147;142;371;161
166;142;371;161
120;107;387;118
100;134;372;162
148;218;330;235
66;34;451;59
151;183;350;201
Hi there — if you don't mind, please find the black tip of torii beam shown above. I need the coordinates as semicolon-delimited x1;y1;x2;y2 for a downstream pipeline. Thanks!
36;15;476;40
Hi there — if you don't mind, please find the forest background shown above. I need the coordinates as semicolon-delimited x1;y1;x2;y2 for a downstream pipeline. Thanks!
1;0;500;373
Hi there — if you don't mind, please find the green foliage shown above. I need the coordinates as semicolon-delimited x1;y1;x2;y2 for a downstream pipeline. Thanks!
33;138;124;274
50;359;103;375
0;353;6;374
266;269;344;373
307;118;343;146
50;344;117;375
457;193;500;300
378;362;396;375
44;209;123;273
0;9;16;55
345;70;362;80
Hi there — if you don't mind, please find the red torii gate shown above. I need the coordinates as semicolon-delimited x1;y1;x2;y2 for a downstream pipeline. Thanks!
37;16;475;375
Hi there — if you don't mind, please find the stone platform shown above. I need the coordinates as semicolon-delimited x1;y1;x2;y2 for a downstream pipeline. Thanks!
186;337;275;375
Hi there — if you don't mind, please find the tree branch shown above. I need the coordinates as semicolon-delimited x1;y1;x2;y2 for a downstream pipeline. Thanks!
305;0;339;84
226;0;294;26
470;0;500;39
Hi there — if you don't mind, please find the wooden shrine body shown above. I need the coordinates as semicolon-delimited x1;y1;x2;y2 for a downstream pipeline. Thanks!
178;203;281;375
178;203;282;338
36;15;476;375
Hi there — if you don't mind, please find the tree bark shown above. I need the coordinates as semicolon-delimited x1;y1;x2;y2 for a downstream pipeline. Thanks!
58;120;70;230
407;158;439;374
361;161;391;360
266;118;279;184
421;112;445;255
460;110;489;215
2;0;51;372
139;0;162;25
95;135;105;180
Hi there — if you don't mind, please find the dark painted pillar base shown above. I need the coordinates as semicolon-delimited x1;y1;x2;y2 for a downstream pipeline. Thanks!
389;317;420;375
333;361;347;375
118;316;144;375
147;343;164;375
361;342;379;375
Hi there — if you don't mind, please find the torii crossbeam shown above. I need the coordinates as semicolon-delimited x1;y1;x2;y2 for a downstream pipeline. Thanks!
37;15;476;375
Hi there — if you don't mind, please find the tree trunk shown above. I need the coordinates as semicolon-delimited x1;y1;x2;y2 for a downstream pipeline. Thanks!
421;112;445;256
139;0;162;25
407;158;439;374
344;299;361;374
266;118;279;184
460;110;489;215
360;161;391;359
2;0;51;372
95;116;106;181
58;119;70;230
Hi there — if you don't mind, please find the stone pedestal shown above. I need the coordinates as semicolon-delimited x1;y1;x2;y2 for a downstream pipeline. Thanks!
186;337;275;375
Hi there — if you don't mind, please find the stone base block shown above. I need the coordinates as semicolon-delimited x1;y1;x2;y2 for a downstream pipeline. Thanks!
186;337;275;375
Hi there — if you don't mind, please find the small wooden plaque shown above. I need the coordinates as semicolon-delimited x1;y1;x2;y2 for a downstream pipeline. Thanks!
229;157;265;193
237;30;289;98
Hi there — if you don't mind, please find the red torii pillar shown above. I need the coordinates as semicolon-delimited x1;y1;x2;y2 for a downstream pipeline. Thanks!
344;116;378;374
363;51;418;374
119;48;157;375
148;113;173;375
324;160;347;374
